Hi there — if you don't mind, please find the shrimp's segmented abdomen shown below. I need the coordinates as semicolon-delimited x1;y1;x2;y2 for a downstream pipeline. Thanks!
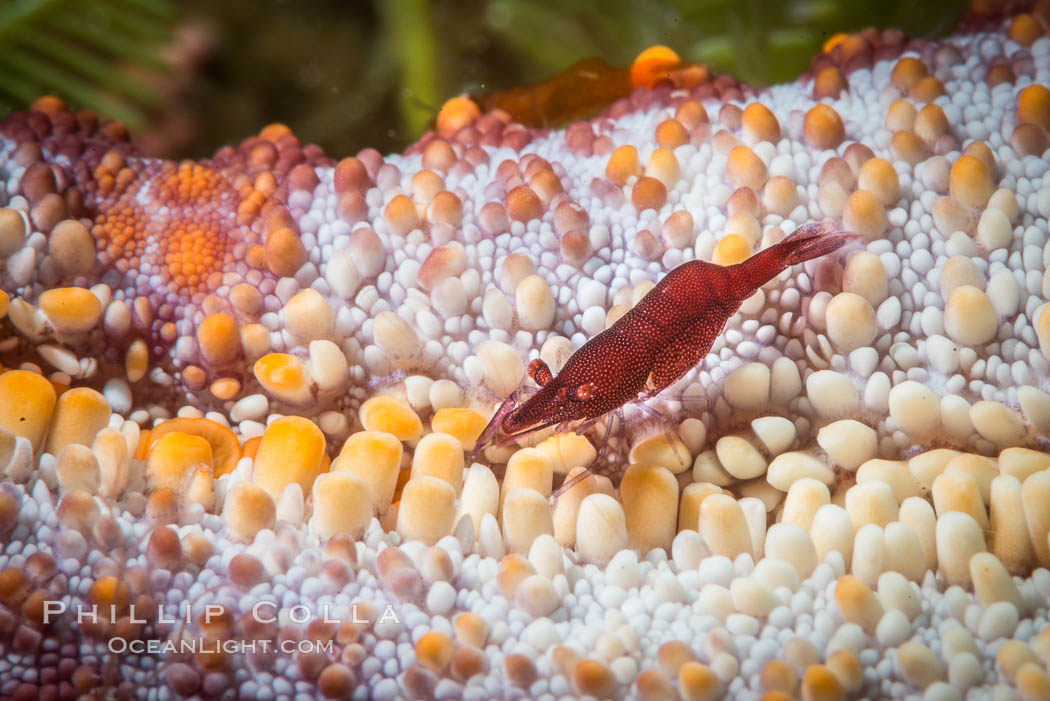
607;260;739;395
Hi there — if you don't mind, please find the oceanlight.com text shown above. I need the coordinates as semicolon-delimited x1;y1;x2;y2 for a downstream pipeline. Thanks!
107;637;336;655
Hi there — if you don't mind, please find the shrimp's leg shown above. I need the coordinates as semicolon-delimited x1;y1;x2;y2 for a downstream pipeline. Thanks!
634;400;690;470
552;413;618;499
614;407;629;469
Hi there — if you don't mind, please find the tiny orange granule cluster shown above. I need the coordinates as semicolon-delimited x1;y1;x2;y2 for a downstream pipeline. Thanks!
91;163;239;295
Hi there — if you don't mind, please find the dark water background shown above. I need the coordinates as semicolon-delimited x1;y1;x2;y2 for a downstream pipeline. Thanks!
0;0;968;159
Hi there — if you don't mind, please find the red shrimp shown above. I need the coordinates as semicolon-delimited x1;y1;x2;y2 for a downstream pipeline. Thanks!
471;221;855;470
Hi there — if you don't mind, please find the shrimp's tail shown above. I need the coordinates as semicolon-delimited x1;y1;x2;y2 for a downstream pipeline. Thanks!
733;220;856;294
776;220;857;266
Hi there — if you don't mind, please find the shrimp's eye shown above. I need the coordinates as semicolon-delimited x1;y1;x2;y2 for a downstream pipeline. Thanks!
556;383;594;403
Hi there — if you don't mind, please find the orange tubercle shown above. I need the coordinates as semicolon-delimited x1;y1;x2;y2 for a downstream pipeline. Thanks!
258;123;294;143
147;416;243;478
822;32;850;54
631;45;682;89
436;96;482;139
